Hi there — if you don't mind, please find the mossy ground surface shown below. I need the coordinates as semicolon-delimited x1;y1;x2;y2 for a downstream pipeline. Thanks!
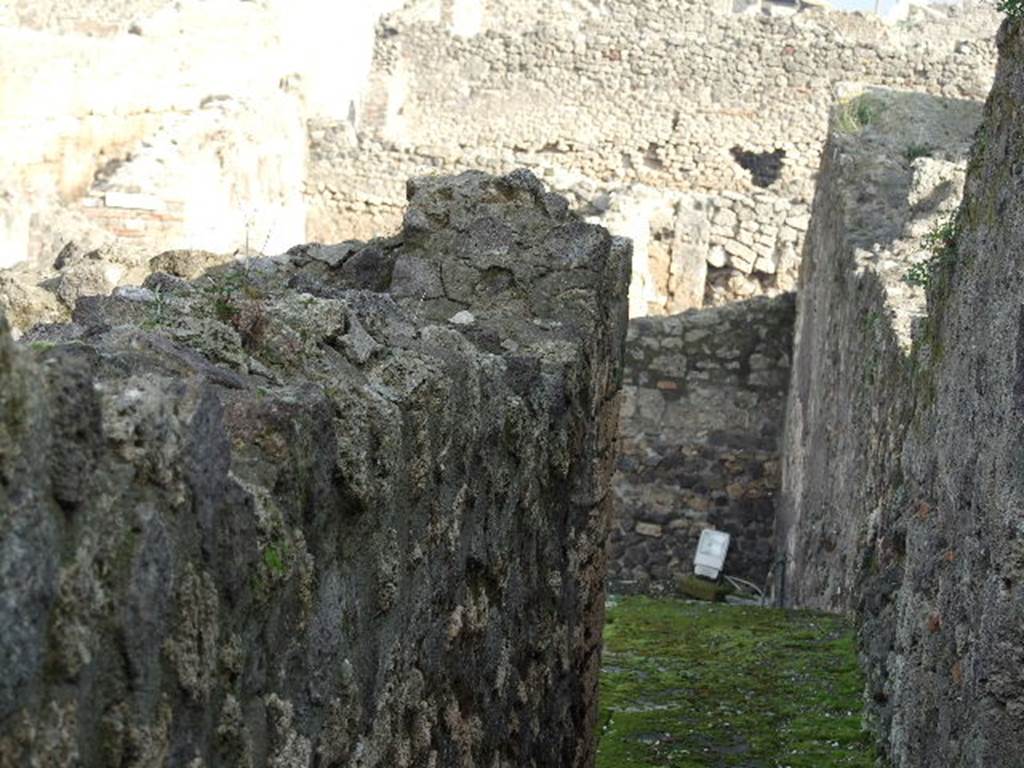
597;596;877;768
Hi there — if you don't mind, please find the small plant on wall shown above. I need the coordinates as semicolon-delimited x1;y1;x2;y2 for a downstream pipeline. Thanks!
902;143;935;163
835;94;885;134
904;212;961;288
998;0;1024;18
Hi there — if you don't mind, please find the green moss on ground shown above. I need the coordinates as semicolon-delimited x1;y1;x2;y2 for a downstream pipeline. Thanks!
676;575;735;602
597;596;878;768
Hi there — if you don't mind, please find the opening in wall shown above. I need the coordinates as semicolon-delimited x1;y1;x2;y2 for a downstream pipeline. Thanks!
730;146;787;188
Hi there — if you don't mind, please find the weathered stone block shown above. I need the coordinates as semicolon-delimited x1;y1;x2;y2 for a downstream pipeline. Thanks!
635;522;663;538
0;170;630;768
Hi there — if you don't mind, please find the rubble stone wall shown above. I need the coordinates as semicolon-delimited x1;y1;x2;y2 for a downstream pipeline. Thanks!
610;294;794;592
0;170;629;768
308;0;1000;313
779;20;1024;765
4;0;167;35
0;0;398;269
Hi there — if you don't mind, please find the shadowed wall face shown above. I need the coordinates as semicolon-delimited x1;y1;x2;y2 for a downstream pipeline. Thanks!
778;26;1024;764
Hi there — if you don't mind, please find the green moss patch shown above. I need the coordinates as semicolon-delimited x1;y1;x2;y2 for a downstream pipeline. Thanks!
597;596;877;767
676;575;736;603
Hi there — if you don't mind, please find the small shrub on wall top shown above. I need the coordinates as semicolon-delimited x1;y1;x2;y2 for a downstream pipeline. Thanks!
903;143;935;163
999;0;1024;18
836;95;884;134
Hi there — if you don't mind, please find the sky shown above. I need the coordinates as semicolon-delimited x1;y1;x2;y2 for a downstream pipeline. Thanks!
830;0;960;15
832;0;894;10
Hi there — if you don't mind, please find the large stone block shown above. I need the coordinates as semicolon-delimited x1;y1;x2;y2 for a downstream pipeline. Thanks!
0;170;630;768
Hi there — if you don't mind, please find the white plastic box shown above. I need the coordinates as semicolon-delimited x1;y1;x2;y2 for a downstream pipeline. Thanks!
694;529;731;579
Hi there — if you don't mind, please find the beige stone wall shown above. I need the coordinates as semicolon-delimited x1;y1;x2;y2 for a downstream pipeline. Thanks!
0;0;399;269
0;0;1001;299
308;0;1000;315
4;0;167;35
70;97;308;260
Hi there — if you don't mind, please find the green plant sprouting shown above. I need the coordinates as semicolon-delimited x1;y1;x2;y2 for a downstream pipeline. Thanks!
263;542;287;575
998;0;1024;19
904;212;961;288
203;270;247;324
142;285;169;329
903;143;935;163
835;95;884;134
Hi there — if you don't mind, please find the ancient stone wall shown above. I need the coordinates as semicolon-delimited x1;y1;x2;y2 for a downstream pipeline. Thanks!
610;295;794;592
779;20;1024;764
0;0;398;270
72;97;308;257
4;0;168;35
0;171;629;768
308;0;1000;314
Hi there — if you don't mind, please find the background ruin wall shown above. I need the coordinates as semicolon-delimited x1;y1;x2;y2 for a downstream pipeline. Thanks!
308;0;999;314
301;2;1002;591
610;294;794;592
0;0;401;270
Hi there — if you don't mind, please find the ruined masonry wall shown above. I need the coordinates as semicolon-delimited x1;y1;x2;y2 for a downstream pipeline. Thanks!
0;171;629;768
779;20;1024;765
308;0;999;313
610;294;794;591
71;98;308;259
4;0;168;35
0;0;398;270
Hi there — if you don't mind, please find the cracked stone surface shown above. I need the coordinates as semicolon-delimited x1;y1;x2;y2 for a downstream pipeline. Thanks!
0;169;630;768
779;19;1024;767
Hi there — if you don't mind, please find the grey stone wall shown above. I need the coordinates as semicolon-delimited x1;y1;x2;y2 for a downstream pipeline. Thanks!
0;170;629;768
779;20;1024;765
610;294;794;592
